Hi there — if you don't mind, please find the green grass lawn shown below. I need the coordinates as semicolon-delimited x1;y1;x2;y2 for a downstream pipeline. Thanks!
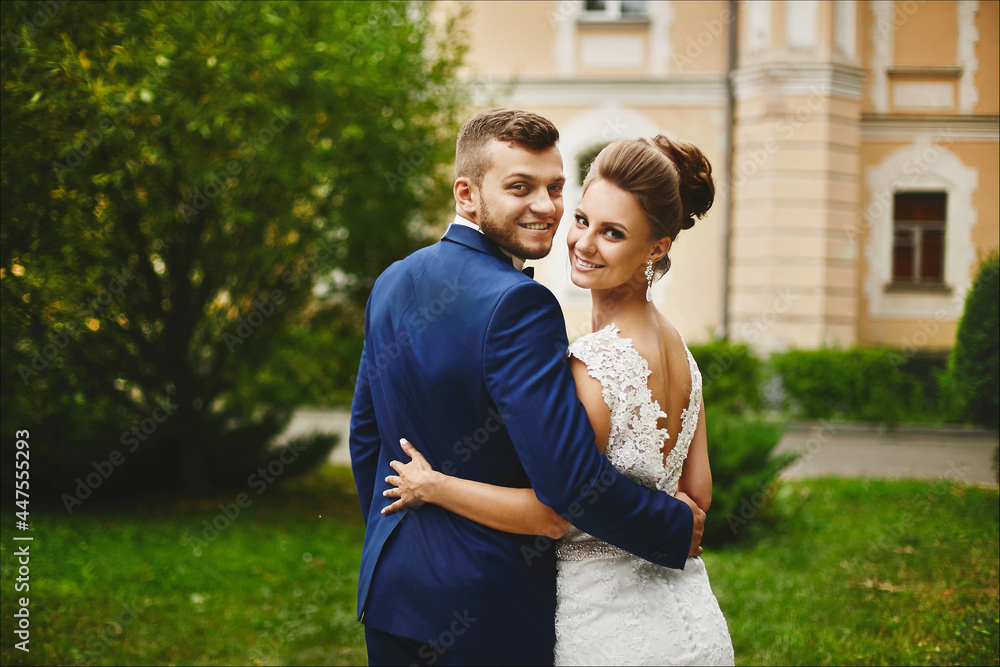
1;468;997;666
706;477;999;666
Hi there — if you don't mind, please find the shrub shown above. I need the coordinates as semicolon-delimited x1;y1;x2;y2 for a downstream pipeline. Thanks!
0;0;466;497
947;250;1000;432
770;347;939;426
703;407;795;545
688;342;763;415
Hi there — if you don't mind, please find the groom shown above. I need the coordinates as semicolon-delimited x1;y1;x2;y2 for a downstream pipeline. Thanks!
350;108;704;666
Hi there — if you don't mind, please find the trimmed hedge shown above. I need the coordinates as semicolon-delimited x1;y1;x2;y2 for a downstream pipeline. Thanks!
688;341;763;415
770;347;950;426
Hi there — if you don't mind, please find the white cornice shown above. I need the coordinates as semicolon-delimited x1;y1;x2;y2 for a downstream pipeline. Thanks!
861;115;1000;141
462;76;728;108
732;61;866;100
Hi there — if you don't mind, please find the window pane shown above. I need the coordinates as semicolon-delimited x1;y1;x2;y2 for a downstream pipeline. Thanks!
622;0;646;15
894;192;946;224
577;143;608;186
921;228;945;281
892;228;915;281
585;0;607;11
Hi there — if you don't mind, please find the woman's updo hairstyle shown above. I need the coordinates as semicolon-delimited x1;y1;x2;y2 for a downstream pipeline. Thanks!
582;134;714;276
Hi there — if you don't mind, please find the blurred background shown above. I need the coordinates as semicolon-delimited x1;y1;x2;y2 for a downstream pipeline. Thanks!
1;1;997;665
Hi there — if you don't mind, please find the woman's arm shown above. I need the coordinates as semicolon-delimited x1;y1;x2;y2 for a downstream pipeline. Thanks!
382;357;611;539
676;397;712;511
569;357;610;453
382;439;570;539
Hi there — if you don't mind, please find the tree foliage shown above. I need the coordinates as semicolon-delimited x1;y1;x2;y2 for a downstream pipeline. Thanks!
947;250;1000;432
1;0;468;496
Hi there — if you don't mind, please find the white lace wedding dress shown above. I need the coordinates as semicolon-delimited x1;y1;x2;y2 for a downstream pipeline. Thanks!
554;324;735;666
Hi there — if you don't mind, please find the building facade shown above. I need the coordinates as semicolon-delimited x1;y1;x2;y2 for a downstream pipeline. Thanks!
437;0;999;352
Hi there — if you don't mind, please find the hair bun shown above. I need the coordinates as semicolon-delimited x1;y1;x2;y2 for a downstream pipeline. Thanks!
650;135;715;229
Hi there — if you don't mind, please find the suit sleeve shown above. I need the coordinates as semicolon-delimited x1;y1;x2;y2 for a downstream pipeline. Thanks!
350;344;381;524
483;281;693;569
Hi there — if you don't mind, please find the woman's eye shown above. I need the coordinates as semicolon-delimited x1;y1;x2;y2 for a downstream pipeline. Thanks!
574;215;588;227
604;229;623;240
511;184;526;192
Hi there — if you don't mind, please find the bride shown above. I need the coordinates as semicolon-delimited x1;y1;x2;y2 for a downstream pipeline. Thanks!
382;135;735;666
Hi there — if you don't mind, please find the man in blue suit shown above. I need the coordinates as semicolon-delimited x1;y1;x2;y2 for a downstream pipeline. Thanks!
350;108;704;666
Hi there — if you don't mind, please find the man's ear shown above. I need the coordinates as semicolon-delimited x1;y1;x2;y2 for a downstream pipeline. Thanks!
650;236;672;264
454;177;478;220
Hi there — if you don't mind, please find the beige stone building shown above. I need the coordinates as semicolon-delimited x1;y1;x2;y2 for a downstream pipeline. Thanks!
436;0;999;352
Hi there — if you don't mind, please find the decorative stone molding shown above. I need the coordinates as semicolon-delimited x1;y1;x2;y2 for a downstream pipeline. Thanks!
834;0;858;62
957;0;980;113
860;115;1000;141
732;61;865;100
863;139;978;319
869;0;893;114
463;76;728;108
786;0;819;53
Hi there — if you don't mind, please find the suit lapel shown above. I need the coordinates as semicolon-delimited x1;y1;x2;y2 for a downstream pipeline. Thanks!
441;224;516;270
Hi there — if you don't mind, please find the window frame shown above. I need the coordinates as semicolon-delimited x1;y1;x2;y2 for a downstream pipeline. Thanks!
580;0;648;23
889;192;948;290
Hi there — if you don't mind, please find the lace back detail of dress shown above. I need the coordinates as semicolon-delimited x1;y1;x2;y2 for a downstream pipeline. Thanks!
566;323;702;495
557;324;703;561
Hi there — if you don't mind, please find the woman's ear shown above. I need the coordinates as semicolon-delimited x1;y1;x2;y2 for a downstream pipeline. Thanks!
454;177;478;220
649;236;672;264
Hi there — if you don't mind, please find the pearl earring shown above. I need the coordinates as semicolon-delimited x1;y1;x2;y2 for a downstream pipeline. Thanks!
645;260;654;302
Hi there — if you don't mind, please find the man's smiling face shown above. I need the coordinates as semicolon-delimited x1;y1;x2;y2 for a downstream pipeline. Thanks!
474;139;565;261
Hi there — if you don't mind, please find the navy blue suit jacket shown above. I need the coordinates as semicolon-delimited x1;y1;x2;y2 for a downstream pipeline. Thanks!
349;224;693;664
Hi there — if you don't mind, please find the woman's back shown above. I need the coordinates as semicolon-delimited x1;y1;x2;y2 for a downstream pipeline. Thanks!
621;313;694;467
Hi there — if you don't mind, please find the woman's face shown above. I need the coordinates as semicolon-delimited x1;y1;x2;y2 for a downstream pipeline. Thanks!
567;178;662;293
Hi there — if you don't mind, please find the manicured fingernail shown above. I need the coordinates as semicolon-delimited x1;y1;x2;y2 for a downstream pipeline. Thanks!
400;438;407;445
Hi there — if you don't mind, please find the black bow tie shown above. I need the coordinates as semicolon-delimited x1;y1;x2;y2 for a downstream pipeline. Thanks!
521;266;534;279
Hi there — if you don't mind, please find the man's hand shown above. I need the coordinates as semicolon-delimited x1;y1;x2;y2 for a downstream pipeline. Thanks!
675;490;705;557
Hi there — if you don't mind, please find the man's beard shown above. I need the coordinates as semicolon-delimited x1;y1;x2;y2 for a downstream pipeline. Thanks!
477;198;553;261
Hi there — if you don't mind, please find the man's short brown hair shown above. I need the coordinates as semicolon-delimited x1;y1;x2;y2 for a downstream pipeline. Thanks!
455;108;560;188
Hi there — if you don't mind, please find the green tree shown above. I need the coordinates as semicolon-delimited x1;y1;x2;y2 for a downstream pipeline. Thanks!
1;0;467;496
947;250;1000;432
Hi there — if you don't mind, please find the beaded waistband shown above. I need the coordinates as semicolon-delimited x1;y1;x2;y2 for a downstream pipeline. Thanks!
556;538;631;562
